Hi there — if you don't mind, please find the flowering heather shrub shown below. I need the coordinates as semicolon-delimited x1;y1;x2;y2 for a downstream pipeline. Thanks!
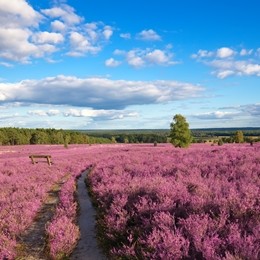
88;143;260;259
0;159;62;259
1;143;259;259
46;176;80;259
0;144;96;258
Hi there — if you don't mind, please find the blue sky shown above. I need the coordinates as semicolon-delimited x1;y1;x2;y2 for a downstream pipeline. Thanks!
0;0;259;129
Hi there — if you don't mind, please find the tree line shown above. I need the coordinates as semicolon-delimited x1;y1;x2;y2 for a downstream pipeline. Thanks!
0;128;111;146
169;114;260;147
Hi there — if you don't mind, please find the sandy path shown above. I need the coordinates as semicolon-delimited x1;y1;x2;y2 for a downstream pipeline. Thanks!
70;170;107;260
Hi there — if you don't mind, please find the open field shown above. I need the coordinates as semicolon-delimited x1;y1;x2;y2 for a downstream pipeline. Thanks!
0;143;259;259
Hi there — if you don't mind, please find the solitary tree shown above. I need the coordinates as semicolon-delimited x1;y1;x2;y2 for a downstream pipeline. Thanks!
234;130;244;143
170;114;192;148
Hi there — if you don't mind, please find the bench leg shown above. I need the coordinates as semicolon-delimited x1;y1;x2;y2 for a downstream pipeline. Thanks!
30;157;35;164
47;157;51;166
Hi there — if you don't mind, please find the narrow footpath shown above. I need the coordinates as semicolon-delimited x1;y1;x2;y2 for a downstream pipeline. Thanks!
70;170;107;260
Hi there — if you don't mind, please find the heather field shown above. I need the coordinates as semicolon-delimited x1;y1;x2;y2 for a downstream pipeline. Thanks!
0;143;259;259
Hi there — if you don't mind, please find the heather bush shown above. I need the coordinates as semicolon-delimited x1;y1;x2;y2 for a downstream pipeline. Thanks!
46;177;80;259
0;144;96;258
88;143;260;259
1;143;259;259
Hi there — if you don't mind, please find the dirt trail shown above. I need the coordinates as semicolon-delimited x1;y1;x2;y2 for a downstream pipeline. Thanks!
70;170;107;260
16;174;70;260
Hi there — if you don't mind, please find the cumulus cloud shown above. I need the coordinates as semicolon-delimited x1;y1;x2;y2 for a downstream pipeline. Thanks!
126;50;146;68
145;49;174;65
103;25;113;40
41;4;82;25
105;58;121;67
216;47;235;58
137;29;161;41
66;23;113;56
191;49;214;59
51;20;66;32
0;75;204;109
0;28;37;63
0;1;114;63
114;48;176;68
0;0;44;63
0;0;43;27
192;47;260;78
210;60;260;78
31;32;64;44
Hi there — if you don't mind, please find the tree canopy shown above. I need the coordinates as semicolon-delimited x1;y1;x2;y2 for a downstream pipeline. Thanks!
234;130;244;143
170;114;192;148
0;128;111;146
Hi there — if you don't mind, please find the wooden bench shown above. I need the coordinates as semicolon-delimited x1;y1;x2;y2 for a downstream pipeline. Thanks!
29;155;52;165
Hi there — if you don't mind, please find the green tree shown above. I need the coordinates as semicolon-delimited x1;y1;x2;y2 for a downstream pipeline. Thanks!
170;114;192;148
234;130;244;143
30;131;49;144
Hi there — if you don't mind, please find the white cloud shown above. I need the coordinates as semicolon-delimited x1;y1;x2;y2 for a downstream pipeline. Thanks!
210;60;260;78
28;109;60;116
192;47;260;78
0;75;204;109
51;20;66;31
67;31;101;56
85;23;98;41
126;50;145;68
0;62;13;67
120;33;131;39
145;49;174;65
0;0;44;63
0;0;43;27
113;49;126;55
103;25;113;40
239;103;260;116
216;47;235;58
0;28;38;63
32;31;64;44
47;109;61;116
69;32;89;50
193;111;239;120
0;2;59;62
41;4;82;25
137;29;161;41
63;108;138;120
191;49;214;59
66;22;113;56
0;1;113;63
28;110;48;116
125;48;176;68
105;58;121;67
240;48;253;56
216;70;235;79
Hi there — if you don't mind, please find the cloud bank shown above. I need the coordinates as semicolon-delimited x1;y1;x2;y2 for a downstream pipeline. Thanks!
0;75;204;109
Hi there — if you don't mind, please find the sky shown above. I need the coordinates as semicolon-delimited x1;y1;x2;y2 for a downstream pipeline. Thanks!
0;0;259;129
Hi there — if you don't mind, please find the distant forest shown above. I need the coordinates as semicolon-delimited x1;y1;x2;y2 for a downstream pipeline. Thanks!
0;128;111;145
80;127;260;144
0;127;259;145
